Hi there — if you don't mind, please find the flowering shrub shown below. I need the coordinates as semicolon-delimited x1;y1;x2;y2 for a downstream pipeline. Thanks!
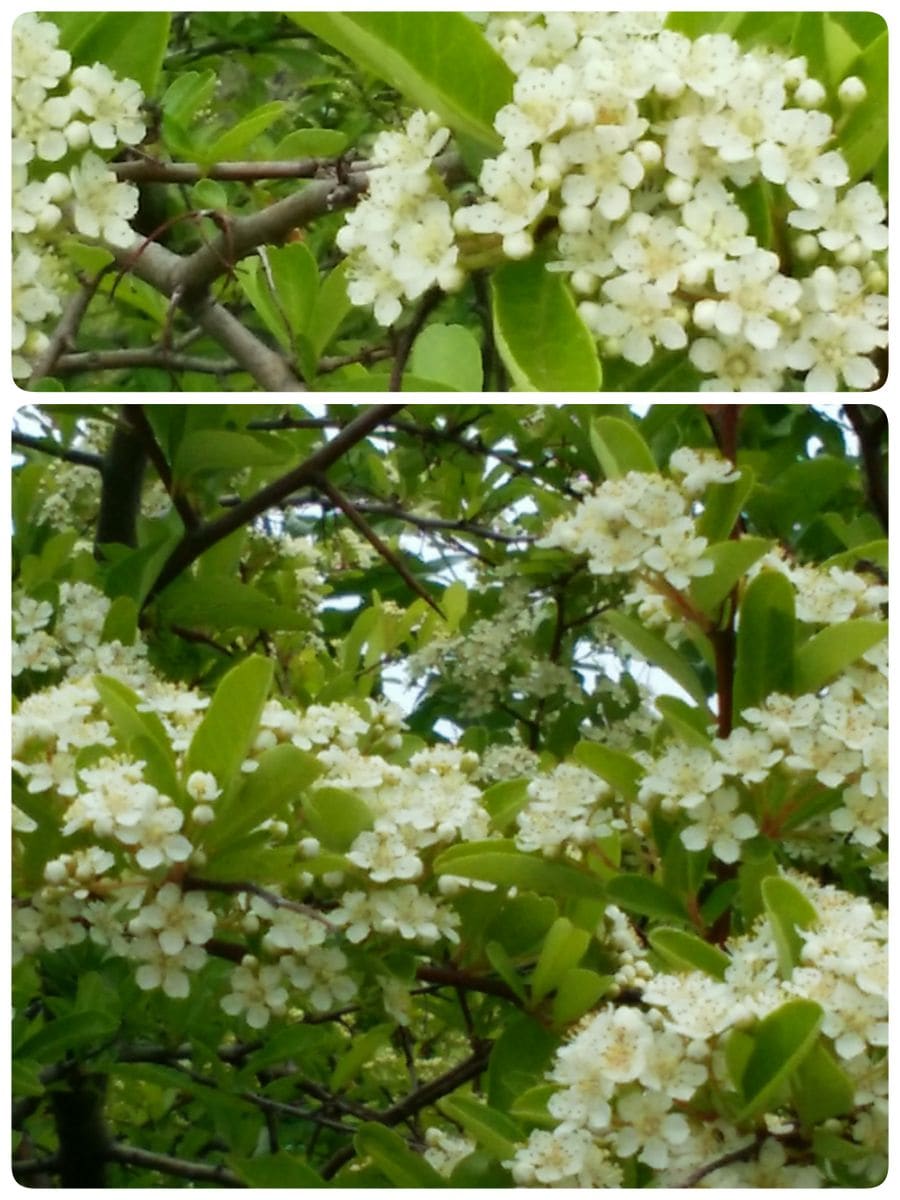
12;402;887;1187
10;11;887;392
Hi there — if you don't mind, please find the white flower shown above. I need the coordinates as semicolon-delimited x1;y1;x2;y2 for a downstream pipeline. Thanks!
68;62;146;149
787;181;888;256
679;786;758;863
614;1088;691;1169
13;14;72;88
68;152;139;248
185;770;221;803
221;957;288;1027
131;935;206;999
129;884;215;955
784;312;882;391
689;335;787;391
756;108;848;207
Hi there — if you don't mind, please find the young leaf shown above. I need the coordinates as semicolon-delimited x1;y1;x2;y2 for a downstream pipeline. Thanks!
205;743;322;850
573;740;644;800
272;128;349;159
738;1000;823;1119
589;416;657;479
793;619;886;695
762;875;818;977
648;927;731;980
792;1040;855;1125
487;1013;560;1111
185;655;273;789
695;468;756;543
438;1096;522;1161
551;967;611;1026
604;874;690;923
732;570;795;718
530;917;590;1002
485;941;528;1002
690;537;771;616
201;101;286;163
603;610;709;707
302;787;375;852
55;12;171;95
492;256;602;391
156;576;313;633
289;12;513;152
409;324;484;391
433;840;605;899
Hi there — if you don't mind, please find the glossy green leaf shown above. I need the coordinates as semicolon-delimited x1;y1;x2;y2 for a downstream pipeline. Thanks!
172;429;292;482
690;537;772;615
655;696;713;748
439;1096;522;1161
433;840;605;899
157;576;313;634
354;1123;447;1188
409;324;484;391
792;1040;855;1125
605;874;690;923
202;101;286;163
185;654;273;789
485;941;528;1002
509;1083;557;1129
94;675;178;795
207;743;322;850
229;1152;327;1188
484;893;557;956
55;12;171;95
290;12;513;152
308;259;352;357
573;740;644;800
823;539;888;571
695;468;756;543
530;917;590;1002
16;1012;118;1063
100;595;139;646
302;787;375;852
590;416;657;479
272;128;350;159
442;578;469;630
481;778;529;832
739;1000;823;1119
604;610;709;707
648;926;731;980
762;876;819;977
793;619;886;695
492;256;602;391
732;570;795;719
551;967;611;1026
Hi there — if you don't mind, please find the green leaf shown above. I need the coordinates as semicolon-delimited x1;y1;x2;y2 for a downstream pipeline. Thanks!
272;128;350;159
433;840;605;899
551;967;611;1026
690;537;772;615
695;468;756;543
100;594;139;646
302;787;375;852
438;1096;522;1161
793;619;886;695
655;696;713;748
16;1012;118;1063
732;570;795;719
492;256;602;391
487;1013;560;1112
792;1040;855;1125
648;927;731;980
530;917;590;1002
762;876;818;977
442;577;469;630
157;576;313;633
738;1000;823;1119
308;259;352;358
289;13;513;153
590;416;657;479
509;1083;557;1129
94;675;178;796
228;1153;327;1187
160;70;218;155
604;874;689;923
353;1123;447;1188
485;941;528;1002
185;655;273;789
484;893;557;956
409;324;484;391
573;740;644;800
55;12;171;95
207;743;322;850
823;539;887;571
202;101;286;163
603;610;709;707
330;1024;392;1091
839;29;888;183
172;430;292;482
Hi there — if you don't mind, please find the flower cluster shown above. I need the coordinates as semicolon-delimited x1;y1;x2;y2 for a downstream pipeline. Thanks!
507;873;886;1187
339;12;886;390
12;15;144;377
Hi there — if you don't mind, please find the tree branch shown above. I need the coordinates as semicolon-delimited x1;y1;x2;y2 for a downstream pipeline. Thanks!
52;348;241;376
142;404;404;605
26;269;110;388
105;1141;243;1186
122;406;200;531
11;430;104;470
843;404;888;533
389;288;442;391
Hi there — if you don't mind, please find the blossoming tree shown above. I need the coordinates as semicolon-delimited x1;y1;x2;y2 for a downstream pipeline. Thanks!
13;11;887;392
12;401;887;1187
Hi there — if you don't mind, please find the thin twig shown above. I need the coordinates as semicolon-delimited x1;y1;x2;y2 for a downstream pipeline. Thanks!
52;348;242;376
121;406;200;531
26;270;110;388
184;876;337;931
105;1141;242;1186
11;431;104;470
389;288;442;391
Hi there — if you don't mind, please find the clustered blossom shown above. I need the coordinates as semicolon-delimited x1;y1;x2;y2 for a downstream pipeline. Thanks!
338;12;886;391
12;15;144;377
336;110;464;325
507;873;886;1187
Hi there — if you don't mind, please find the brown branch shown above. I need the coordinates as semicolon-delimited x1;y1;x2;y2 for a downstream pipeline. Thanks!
11;430;104;470
843;404;888;534
26;269;110;388
415;963;519;1002
113;157;329;184
122;406;200;532
676;1133;766;1188
184;876;336;931
52;348;241;376
142;403;403;605
389;288;442;391
318;497;533;545
315;475;445;618
105;1141;242;1186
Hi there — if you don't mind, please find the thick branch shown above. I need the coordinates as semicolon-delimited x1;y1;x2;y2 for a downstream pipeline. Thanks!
843;404;888;533
122;406;199;531
52;348;241;376
11;430;104;470
95;413;147;553
142;404;404;605
105;1141;242;1186
114;157;329;184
